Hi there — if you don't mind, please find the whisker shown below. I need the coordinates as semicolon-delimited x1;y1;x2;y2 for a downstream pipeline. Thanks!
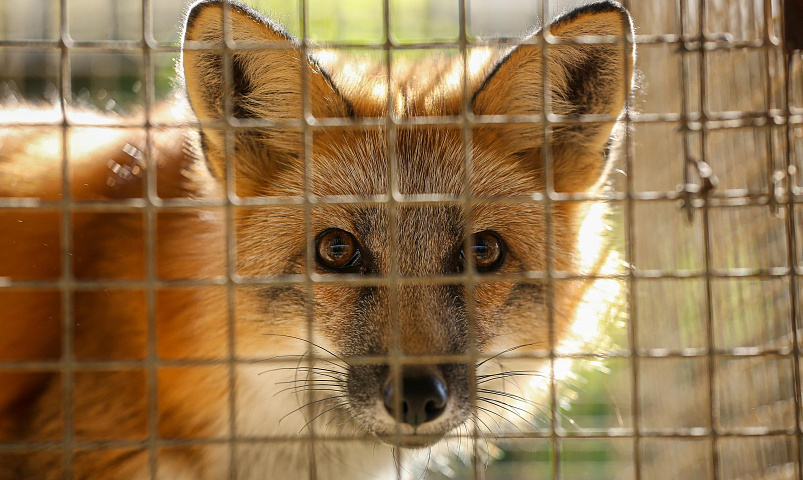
475;405;521;431
274;382;344;394
420;447;432;480
459;422;469;458
274;378;344;386
249;353;306;363
258;366;346;377
470;413;496;470
323;408;352;428
251;352;348;371
478;396;541;428
476;371;545;385
299;402;348;433
471;413;496;440
274;385;344;396
335;412;357;436
263;334;351;366
479;395;535;417
476;369;544;380
473;406;506;431
251;355;307;386
469;414;492;459
476;342;543;368
292;352;309;411
391;447;401;477
477;388;549;410
281;386;346;395
278;395;347;425
481;386;574;426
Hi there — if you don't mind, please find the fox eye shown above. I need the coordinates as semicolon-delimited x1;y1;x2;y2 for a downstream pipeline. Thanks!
316;229;361;270
464;231;505;272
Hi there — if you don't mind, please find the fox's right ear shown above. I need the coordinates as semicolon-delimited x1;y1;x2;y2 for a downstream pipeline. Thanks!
181;0;351;181
472;1;634;193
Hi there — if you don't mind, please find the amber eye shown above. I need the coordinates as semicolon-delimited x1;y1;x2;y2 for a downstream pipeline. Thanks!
464;231;505;272
316;229;361;270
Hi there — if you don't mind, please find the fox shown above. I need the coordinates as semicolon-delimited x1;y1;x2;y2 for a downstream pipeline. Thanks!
0;0;634;478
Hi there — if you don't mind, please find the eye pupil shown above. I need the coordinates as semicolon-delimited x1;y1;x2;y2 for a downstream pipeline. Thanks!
466;231;503;271
317;229;360;270
330;237;349;257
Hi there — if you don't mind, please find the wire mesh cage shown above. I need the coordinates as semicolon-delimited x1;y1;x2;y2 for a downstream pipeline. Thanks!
0;0;802;479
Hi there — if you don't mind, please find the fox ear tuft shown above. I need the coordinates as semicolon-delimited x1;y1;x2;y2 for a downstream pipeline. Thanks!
472;1;635;192
181;0;351;181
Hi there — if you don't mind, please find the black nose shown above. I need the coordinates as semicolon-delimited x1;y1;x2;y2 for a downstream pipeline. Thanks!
382;366;448;427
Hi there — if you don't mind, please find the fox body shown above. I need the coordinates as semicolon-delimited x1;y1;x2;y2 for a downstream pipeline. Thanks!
0;1;634;479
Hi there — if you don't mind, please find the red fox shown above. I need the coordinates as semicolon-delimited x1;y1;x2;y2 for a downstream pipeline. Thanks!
0;0;634;478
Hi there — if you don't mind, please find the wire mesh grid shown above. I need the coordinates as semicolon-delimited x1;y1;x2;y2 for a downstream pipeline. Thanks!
0;0;802;479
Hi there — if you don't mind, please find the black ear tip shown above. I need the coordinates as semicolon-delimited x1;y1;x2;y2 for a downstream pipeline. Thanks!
184;0;252;32
183;0;292;44
553;0;633;33
598;1;633;25
185;0;218;31
591;1;633;24
577;0;629;15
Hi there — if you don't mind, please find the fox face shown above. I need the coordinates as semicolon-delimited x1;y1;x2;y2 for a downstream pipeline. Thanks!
181;0;634;449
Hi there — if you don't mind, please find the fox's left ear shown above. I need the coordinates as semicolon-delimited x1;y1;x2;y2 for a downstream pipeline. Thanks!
472;1;634;193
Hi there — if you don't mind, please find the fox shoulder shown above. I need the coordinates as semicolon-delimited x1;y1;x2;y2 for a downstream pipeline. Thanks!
0;102;205;201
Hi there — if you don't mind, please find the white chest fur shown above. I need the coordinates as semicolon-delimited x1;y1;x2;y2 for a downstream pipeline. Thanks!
221;364;398;480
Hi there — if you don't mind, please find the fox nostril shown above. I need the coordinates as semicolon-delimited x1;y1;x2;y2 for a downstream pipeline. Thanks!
382;366;448;428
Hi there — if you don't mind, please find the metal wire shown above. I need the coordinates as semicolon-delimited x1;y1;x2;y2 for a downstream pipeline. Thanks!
1;0;801;479
57;0;75;476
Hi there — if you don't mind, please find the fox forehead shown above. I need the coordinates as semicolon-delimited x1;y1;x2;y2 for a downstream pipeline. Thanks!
262;125;545;199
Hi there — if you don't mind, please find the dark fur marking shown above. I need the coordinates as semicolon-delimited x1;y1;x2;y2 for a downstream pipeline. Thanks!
228;54;252;118
346;286;382;355
184;0;209;31
557;52;607;143
602;137;614;159
560;50;623;149
197;131;218;179
258;285;304;305
353;208;377;242
470;46;514;110
444;206;465;243
443;284;468;352
313;57;356;119
550;1;627;31
196;52;251;119
353;207;383;275
506;282;546;307
562;53;609;115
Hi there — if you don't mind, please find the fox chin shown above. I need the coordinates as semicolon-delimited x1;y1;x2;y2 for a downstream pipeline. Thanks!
0;0;634;478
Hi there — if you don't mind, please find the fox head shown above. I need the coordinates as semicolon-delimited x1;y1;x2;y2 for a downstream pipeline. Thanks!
182;0;634;447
